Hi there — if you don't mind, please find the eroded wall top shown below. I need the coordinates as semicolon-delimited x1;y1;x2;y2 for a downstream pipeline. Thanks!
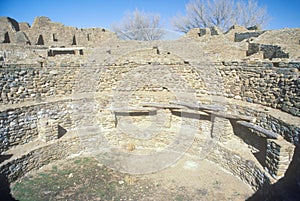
1;16;300;61
0;16;117;47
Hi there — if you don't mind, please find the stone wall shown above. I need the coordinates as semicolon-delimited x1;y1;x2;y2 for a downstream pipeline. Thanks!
0;136;80;182
0;67;77;104
1;96;297;191
234;31;265;42
1;61;299;116
0;16;116;47
0;76;298;197
256;113;300;145
0;17;299;198
0;46;47;65
266;139;295;179
183;27;222;39
225;102;300;145
0;100;73;153
247;43;289;59
207;142;270;191
0;64;205;104
218;62;300;117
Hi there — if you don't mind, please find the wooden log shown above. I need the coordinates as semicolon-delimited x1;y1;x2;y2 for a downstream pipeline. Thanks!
206;111;256;122
141;102;185;109
169;101;255;122
169;100;222;111
111;107;157;114
170;109;209;116
236;121;282;139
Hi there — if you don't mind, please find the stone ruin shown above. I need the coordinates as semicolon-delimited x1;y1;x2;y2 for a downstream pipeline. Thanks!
0;16;300;200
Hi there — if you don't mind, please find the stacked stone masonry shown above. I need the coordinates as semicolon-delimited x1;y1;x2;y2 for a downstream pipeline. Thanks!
0;16;116;47
1;62;299;117
1;16;300;200
266;139;295;179
0;100;73;153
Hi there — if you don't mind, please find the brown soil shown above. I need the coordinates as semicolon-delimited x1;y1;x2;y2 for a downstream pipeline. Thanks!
11;153;253;201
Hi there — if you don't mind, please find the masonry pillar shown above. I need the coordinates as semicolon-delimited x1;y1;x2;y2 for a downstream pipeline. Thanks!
266;139;295;179
155;109;172;128
100;110;116;129
211;115;234;142
38;118;58;142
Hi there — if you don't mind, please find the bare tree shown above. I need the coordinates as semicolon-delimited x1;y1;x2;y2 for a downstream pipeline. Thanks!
235;0;269;29
111;9;165;41
172;0;270;33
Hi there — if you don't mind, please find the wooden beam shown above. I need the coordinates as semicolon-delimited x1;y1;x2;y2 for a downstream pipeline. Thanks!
169;101;255;122
111;107;157;113
236;121;282;139
169;100;222;111
141;102;186;109
171;109;209;116
206;111;256;122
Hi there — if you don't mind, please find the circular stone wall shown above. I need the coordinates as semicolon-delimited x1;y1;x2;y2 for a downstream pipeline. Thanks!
1;47;299;200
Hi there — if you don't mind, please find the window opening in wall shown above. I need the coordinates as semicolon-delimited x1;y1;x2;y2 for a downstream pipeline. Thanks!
4;32;10;43
36;35;44;45
87;33;91;41
48;47;84;56
53;33;58;41
72;35;77;45
273;62;279;67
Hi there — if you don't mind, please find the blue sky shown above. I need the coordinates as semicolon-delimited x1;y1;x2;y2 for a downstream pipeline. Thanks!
1;0;299;31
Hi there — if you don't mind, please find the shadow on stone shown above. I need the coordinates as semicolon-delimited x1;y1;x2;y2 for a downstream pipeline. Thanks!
115;111;157;116
0;154;13;163
246;145;300;201
0;173;18;201
171;110;211;121
231;120;267;167
58;125;67;139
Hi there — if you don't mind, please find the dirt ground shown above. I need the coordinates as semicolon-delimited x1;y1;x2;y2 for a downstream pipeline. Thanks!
11;152;253;201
